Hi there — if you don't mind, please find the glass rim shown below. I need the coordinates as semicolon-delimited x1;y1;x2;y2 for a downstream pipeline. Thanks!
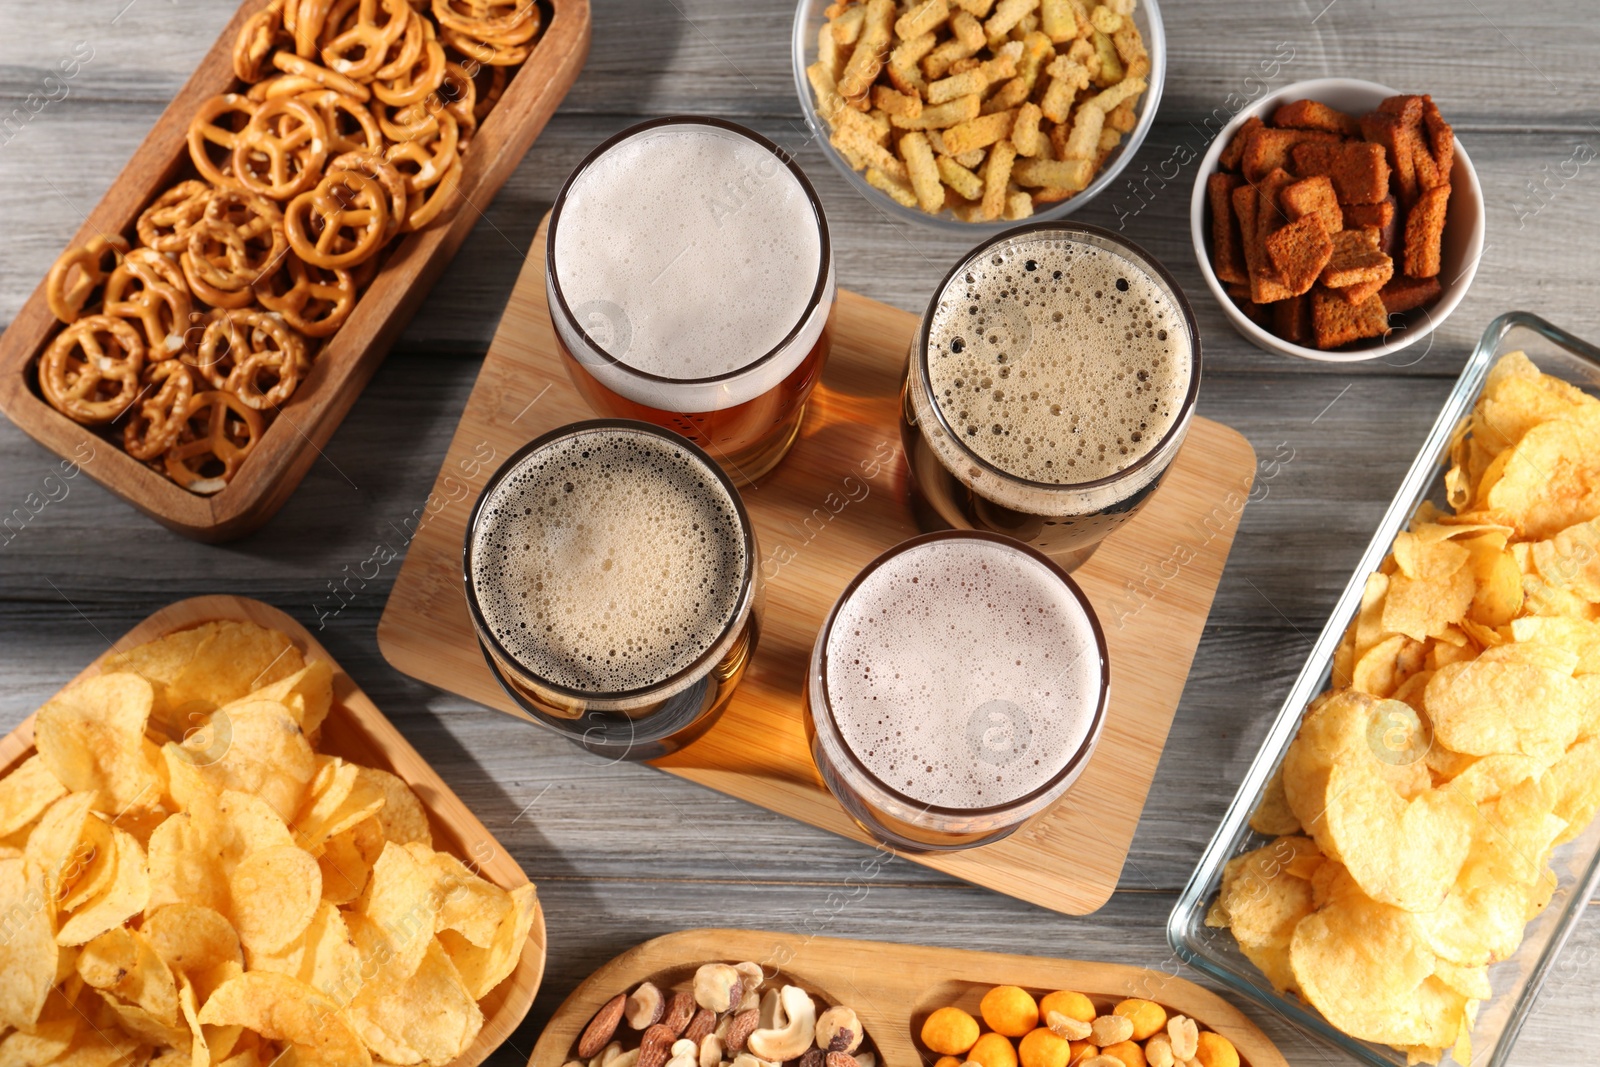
914;220;1203;494
462;418;760;706
545;115;834;390
812;529;1111;820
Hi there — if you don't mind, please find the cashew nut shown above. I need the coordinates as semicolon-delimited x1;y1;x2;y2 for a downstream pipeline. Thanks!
746;986;817;1063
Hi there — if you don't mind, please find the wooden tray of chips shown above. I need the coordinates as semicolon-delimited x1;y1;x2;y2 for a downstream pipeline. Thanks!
376;215;1257;916
0;0;590;543
525;929;1290;1067
0;594;545;1067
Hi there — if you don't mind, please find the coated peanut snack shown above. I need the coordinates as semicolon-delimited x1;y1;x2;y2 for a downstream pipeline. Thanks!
569;962;877;1067
37;0;532;494
921;985;1241;1067
806;0;1150;222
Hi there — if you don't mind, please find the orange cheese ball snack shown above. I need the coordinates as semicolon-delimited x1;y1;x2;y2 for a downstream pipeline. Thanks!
936;1059;963;1067
1019;1028;1071;1067
1113;999;1167;1041
1195;1032;1240;1067
923;1007;981;1056
982;986;1041;1037
1100;1040;1147;1067
1040;990;1096;1024
969;1032;1020;1067
1069;1041;1099;1064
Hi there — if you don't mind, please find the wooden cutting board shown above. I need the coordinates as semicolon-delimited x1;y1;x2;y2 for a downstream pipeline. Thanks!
0;595;546;1067
378;217;1256;915
525;928;1289;1067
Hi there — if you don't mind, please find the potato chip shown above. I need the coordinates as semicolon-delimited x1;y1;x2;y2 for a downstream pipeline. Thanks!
424;846;513;949
243;658;333;738
248;900;361;1002
1323;758;1475;912
293;757;382;854
35;672;164;818
348;915;482;1066
359;767;431;848
1480;419;1600;541
1214;837;1318;947
437;882;537;1001
181;700;316;823
197;971;371;1066
1281;692;1430;837
25;791;98;905
0;1017;76;1063
318;817;382;906
145;812;227;915
1442;752;1547;804
143;903;244;988
58;811;114;913
355;841;440;983
0;855;57;1029
1238;939;1299;995
1425;643;1582;760
78;927;179;1028
1290;867;1439;1045
1248;767;1302;836
0;754;68;838
57;826;149;946
1540;735;1600;843
103;621;304;739
229;844;320;955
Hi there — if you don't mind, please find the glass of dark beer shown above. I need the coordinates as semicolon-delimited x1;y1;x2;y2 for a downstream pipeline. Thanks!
805;531;1109;852
464;420;762;761
546;117;836;485
901;222;1202;570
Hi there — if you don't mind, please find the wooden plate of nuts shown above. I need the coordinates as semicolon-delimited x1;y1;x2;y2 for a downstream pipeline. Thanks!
527;930;1288;1067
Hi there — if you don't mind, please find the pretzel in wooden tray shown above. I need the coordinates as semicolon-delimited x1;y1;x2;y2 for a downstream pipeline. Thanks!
33;0;536;494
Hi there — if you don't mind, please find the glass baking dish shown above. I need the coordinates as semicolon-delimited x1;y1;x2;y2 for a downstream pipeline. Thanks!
1168;311;1600;1067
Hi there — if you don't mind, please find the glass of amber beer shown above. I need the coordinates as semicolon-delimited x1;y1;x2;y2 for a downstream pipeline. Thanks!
464;419;762;761
546;117;836;484
901;222;1202;570
805;531;1109;852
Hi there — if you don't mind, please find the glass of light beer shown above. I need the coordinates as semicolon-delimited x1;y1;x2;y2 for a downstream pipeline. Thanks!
546;117;836;484
464;419;762;761
902;222;1201;570
805;531;1109;852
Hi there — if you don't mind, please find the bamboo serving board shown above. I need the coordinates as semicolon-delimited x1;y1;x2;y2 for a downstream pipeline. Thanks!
378;218;1256;915
0;0;590;543
0;595;545;1067
526;929;1290;1067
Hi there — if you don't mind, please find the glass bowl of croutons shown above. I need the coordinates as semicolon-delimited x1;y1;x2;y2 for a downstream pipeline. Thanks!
1189;77;1485;362
793;0;1166;233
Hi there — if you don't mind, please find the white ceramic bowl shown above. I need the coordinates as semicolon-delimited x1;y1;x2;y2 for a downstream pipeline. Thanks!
1188;77;1484;362
792;0;1167;235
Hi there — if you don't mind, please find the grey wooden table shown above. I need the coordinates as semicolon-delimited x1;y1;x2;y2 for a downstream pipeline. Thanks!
3;0;1598;1063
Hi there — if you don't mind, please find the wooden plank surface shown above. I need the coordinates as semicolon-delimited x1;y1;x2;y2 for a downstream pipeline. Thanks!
376;218;1254;916
2;0;1599;1063
526;929;1290;1067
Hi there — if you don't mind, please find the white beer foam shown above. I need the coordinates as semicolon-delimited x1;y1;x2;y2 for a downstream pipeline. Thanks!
925;237;1192;484
550;123;832;412
824;537;1100;808
471;427;747;693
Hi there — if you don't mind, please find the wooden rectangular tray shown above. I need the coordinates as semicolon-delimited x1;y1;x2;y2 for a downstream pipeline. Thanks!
0;594;545;1067
0;0;590;543
377;218;1256;915
527;928;1289;1067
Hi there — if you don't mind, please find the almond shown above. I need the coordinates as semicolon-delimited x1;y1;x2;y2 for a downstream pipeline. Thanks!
682;1008;717;1045
662;992;695;1036
637;1024;677;1067
577;994;627;1059
723;1008;760;1053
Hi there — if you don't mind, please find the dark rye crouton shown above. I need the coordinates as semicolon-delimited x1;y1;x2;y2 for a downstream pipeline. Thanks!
1312;287;1391;348
1356;110;1420;204
1219;116;1264;172
1344;195;1398;256
1208;172;1249;284
1320;227;1393;303
1264;214;1333;296
1273;293;1313;345
1379;274;1443;313
1280;175;1343;235
1414;95;1455;191
1243;126;1342;183
1272;99;1360;136
1291;141;1391;205
1404;183;1451;278
1232;182;1294;304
